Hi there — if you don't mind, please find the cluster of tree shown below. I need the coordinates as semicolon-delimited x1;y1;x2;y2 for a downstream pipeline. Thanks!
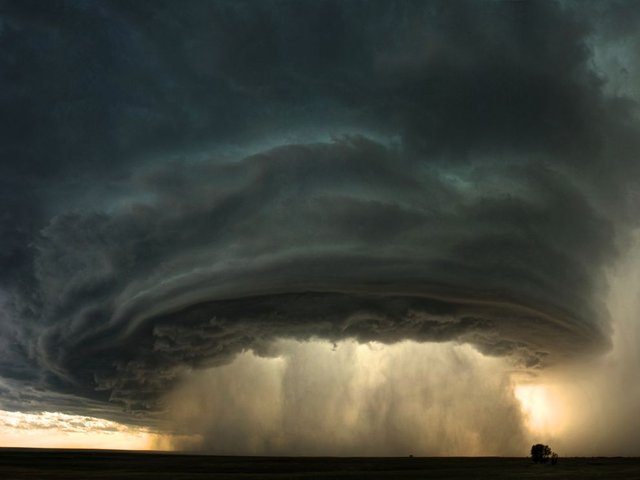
530;444;558;465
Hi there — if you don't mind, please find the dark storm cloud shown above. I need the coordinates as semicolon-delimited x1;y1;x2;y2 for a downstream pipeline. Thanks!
0;1;638;418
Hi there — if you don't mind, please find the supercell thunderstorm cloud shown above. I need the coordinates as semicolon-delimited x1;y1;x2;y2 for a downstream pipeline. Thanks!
1;0;640;455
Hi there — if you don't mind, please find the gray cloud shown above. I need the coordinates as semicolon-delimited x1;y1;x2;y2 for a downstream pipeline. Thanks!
0;0;639;436
12;138;614;413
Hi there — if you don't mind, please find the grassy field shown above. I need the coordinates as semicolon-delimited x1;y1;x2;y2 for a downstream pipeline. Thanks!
1;448;640;479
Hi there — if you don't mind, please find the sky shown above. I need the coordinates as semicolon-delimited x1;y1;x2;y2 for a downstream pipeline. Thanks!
0;0;640;456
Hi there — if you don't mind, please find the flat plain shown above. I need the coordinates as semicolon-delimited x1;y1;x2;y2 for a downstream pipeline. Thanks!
1;448;640;479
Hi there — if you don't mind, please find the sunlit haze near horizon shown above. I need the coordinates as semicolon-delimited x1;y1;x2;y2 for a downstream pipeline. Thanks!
1;0;640;456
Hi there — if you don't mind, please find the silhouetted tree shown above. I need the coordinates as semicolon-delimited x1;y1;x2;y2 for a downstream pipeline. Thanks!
530;444;552;463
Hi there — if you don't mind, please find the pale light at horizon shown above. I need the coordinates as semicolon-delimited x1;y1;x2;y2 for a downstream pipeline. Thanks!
0;410;160;450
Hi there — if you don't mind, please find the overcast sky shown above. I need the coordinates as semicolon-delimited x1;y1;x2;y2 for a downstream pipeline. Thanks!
1;0;640;455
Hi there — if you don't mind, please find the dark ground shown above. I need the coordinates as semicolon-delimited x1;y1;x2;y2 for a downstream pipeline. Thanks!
1;448;640;479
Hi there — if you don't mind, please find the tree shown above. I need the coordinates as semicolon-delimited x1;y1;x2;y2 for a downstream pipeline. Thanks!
530;444;552;463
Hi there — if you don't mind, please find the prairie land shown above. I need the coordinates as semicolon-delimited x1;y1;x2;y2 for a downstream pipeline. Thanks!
1;448;639;479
